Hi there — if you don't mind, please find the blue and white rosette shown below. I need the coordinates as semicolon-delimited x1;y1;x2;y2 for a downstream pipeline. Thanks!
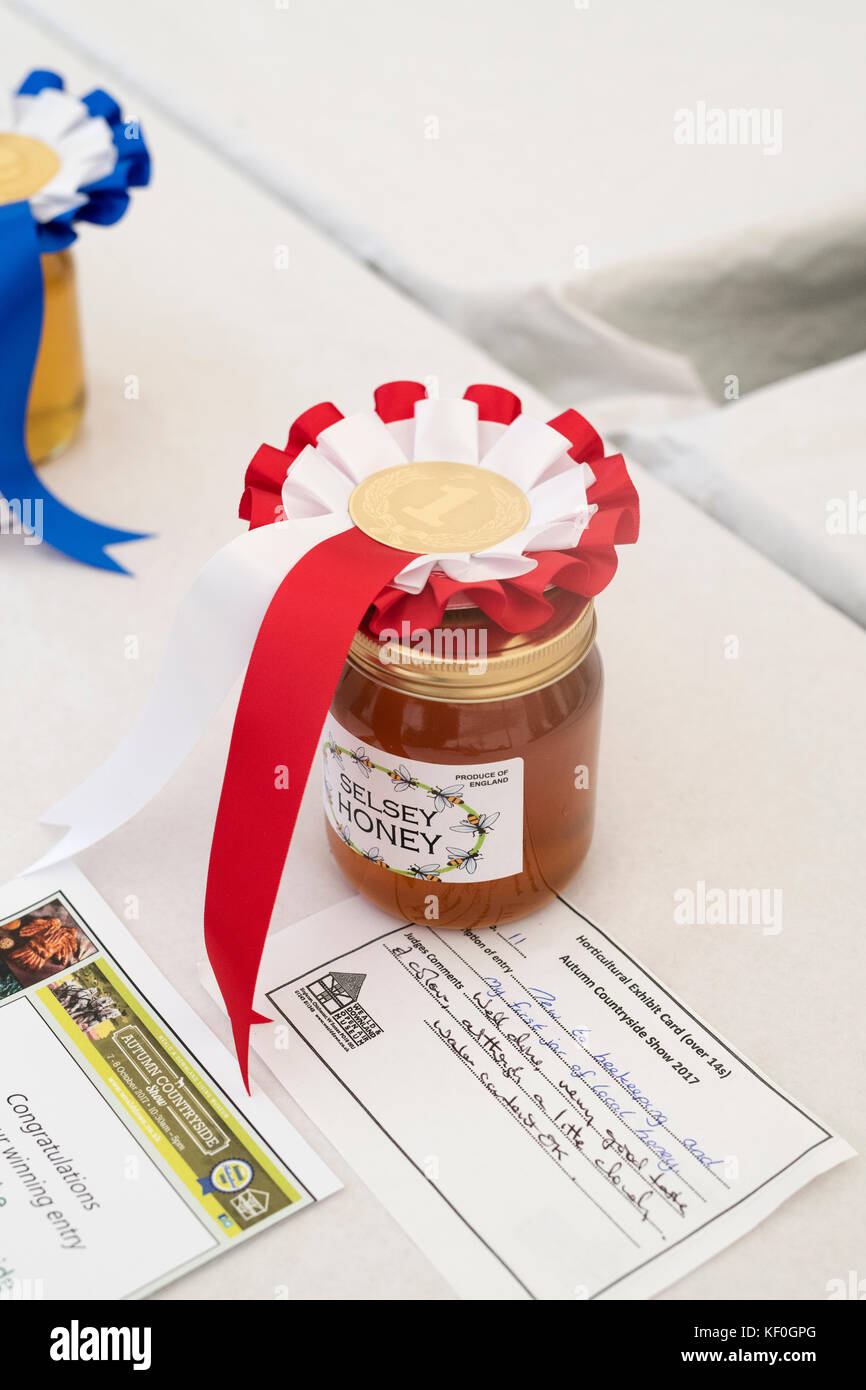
0;69;151;571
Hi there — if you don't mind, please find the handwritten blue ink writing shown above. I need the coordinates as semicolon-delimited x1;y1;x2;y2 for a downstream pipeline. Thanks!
682;1138;724;1168
526;987;592;1046
634;1128;680;1173
586;1052;669;1128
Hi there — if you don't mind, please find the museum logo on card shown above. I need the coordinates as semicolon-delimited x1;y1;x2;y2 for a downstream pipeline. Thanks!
297;970;383;1052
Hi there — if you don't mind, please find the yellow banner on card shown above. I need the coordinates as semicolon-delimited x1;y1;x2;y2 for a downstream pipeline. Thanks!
38;959;301;1236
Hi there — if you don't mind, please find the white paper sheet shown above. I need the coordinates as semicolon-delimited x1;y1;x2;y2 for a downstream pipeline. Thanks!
222;895;854;1301
0;867;339;1300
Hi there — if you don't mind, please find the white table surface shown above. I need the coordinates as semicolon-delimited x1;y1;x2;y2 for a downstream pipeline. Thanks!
1;7;864;1301
618;351;866;628
9;0;866;399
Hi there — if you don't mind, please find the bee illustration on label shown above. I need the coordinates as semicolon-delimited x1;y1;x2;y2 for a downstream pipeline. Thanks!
349;746;375;778
429;784;465;812
325;732;343;762
452;810;500;834
388;764;418;792
409;862;441;881
336;822;353;845
363;847;389;868
446;846;484;875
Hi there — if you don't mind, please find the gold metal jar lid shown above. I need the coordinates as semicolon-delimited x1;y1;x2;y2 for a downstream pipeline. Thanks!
348;591;596;702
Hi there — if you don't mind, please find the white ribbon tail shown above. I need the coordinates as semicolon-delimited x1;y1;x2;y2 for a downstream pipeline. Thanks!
27;514;352;872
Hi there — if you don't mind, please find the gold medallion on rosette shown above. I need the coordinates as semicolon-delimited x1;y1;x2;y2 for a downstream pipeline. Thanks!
0;134;60;204
348;460;531;553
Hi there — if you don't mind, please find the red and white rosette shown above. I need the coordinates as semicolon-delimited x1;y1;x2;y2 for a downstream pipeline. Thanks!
31;381;639;1085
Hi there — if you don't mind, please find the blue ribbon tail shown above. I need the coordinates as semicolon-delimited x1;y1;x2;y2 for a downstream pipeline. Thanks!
0;201;150;572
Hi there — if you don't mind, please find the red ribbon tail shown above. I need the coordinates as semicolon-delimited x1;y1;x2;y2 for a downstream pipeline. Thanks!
205;526;417;1090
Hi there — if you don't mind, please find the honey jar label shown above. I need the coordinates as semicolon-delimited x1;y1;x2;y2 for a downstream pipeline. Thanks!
322;716;524;883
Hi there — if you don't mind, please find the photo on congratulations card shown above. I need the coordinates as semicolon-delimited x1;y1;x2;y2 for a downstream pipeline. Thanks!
0;896;97;993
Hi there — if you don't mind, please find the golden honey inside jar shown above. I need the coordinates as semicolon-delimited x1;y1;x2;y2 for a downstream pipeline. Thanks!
0;130;85;463
27;249;86;463
323;589;602;929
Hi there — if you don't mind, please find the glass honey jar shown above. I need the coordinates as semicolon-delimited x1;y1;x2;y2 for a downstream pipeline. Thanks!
26;248;86;464
322;589;602;929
